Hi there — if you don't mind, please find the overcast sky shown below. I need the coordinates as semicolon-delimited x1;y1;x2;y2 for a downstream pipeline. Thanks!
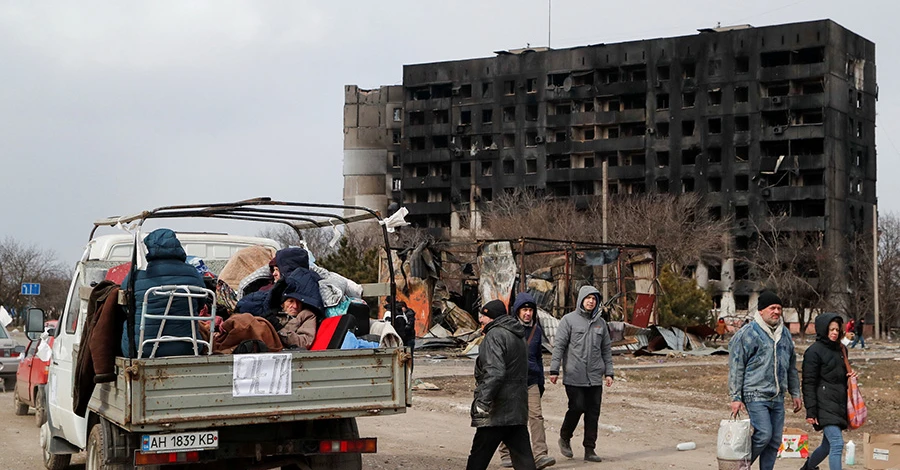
0;0;895;266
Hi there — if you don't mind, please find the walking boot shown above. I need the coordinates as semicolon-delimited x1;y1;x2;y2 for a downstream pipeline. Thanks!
798;460;818;470
584;448;602;462
535;455;556;469
558;438;573;458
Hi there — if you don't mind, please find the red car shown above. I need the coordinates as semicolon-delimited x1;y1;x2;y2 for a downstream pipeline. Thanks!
14;320;57;426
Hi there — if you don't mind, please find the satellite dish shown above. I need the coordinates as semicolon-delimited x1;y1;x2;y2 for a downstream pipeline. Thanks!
563;76;573;92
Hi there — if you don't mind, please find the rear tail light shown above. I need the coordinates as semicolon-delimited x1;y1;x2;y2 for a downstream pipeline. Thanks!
134;451;200;466
319;438;377;454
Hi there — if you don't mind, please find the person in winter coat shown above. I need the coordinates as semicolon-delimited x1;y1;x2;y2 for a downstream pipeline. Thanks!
235;247;312;317
727;291;802;470
121;228;207;358
849;317;866;349
800;313;858;470
714;318;728;342
549;286;613;463
466;300;536;470
499;293;556;469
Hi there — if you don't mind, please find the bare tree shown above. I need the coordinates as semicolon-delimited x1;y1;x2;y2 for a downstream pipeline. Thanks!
878;213;900;336
0;237;69;322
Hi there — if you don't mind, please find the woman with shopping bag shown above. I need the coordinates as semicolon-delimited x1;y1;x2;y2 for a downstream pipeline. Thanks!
799;313;860;470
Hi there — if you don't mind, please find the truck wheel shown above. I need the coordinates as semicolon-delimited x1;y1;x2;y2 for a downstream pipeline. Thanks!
41;422;72;470
306;418;362;470
34;388;46;426
14;392;29;416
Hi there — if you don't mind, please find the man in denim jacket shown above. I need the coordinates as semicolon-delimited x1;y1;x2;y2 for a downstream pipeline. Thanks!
728;291;802;470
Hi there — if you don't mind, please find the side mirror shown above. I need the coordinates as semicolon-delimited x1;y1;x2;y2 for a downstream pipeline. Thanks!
25;308;45;335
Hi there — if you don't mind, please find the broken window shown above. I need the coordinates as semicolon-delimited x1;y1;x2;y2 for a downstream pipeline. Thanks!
392;108;402;122
682;120;695;136
708;59;722;76
795;46;825;64
681;148;698;165
432;84;452;98
735;205;749;220
460;110;472;125
760;51;790;68
526;78;537;93
526;131;537;147
460;162;471;177
503;159;515;175
598;97;620;112
734;294;749;309
573;181;595;195
482;109;493;124
624;66;647;82
584;156;595;168
735;56;750;74
621;123;645;137
410;136;425;150
762;111;789;127
707;147;722;163
656;179;669;192
598;68;619;84
574;126;595;141
857;91;863;109
414;165;428;177
621;94;646;110
503;107;516;122
573;70;593;86
708;89;722;106
657;151;670;167
392;131;402;145
793;138;824;156
548;183;570;197
547;154;571;169
551;102;572;115
682;63;696;79
656;122;669;138
793;109;823;125
735;174;749;191
391;153;401;168
735;145;749;162
433;135;449;149
482;82;493;98
526;105;538;121
709;177;722;192
682;178;695;193
526;158;537;174
461;136;472;150
683;92;696;108
578;100;595;112
548;73;568;87
555;130;568;142
433;109;449;124
798;78;825;95
392;178;401;191
857;122;864;138
735;116;750;132
708;118;722;134
481;161;493;176
460;84;472;98
409;111;425;126
622;152;645;166
410;86;431;100
798;170;824;186
622;179;646;194
735;86;749;103
657;65;670;80
502;134;515;148
481;188;493;202
482;134;494;148
656;94;670;110
794;200;825;217
764;82;790;97
600;126;619;139
768;202;790;217
503;80;516;95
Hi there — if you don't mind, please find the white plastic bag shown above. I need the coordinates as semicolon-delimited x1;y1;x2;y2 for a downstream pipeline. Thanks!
717;418;752;461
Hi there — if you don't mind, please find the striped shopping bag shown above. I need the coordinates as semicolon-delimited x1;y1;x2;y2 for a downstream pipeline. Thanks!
842;345;868;429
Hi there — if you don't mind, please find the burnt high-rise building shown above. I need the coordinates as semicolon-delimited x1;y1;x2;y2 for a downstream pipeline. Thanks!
344;19;876;314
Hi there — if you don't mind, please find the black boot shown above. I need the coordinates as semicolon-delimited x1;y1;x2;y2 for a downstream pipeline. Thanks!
558;438;573;458
584;448;602;462
798;460;818;470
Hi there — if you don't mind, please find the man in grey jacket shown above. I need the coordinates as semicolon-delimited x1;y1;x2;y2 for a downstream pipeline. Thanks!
549;286;613;463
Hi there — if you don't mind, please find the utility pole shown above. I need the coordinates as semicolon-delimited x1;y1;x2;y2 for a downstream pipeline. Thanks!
548;0;552;48
601;158;609;302
873;204;880;340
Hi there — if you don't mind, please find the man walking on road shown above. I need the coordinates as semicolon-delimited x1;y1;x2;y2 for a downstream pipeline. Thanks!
499;293;556;469
849;317;866;349
466;300;536;470
728;290;802;470
549;286;613;463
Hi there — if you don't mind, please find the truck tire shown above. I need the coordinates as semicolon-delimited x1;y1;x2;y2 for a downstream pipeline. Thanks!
35;388;46;426
14;392;29;416
41;422;72;470
305;418;362;470
86;422;160;470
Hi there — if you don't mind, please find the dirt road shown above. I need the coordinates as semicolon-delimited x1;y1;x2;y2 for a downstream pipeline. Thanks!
1;346;895;469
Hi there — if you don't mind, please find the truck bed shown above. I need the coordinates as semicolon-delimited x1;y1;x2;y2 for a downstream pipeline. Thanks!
89;348;410;433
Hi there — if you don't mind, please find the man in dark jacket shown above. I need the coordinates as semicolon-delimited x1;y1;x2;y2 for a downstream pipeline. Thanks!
549;286;613;463
466;300;536;470
849;317;866;349
499;293;556;469
121;228;207;358
801;312;855;470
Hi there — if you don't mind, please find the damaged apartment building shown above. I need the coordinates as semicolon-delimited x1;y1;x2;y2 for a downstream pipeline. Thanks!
343;19;876;315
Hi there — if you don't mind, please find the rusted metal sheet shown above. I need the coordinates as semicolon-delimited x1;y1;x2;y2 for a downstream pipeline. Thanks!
631;294;655;328
89;349;408;433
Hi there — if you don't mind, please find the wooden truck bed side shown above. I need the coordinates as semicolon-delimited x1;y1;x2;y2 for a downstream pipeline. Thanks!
89;348;410;433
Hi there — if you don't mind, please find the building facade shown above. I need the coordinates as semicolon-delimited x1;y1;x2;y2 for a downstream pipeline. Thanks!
346;19;877;314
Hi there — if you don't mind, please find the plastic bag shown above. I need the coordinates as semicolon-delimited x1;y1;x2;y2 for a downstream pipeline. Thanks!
717;417;752;461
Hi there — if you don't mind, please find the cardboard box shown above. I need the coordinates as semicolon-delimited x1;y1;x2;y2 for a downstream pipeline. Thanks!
865;433;900;469
778;427;809;459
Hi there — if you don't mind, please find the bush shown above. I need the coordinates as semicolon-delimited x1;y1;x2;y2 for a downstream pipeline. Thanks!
657;266;714;329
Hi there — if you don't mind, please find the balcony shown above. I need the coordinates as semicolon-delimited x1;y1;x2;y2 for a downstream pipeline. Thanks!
404;149;452;164
607;165;646;180
402;175;452;190
403;201;452;215
765;186;826;201
759;62;827;81
761;124;824;140
760;93;826;111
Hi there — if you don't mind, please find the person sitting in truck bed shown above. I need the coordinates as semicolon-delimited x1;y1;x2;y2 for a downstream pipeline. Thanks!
270;270;323;349
121;228;208;358
235;247;310;316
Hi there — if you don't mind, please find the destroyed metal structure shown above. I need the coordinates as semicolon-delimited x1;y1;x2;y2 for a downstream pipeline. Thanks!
344;19;876;315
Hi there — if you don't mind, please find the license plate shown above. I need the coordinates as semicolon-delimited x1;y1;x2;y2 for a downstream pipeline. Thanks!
141;431;218;453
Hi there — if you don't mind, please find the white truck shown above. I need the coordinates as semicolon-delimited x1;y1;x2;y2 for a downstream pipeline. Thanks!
27;198;409;469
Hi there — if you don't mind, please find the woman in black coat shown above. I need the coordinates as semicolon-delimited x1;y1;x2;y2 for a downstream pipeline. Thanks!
800;312;858;470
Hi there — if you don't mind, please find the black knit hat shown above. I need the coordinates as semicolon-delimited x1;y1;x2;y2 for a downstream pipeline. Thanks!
757;291;783;311
480;300;508;319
